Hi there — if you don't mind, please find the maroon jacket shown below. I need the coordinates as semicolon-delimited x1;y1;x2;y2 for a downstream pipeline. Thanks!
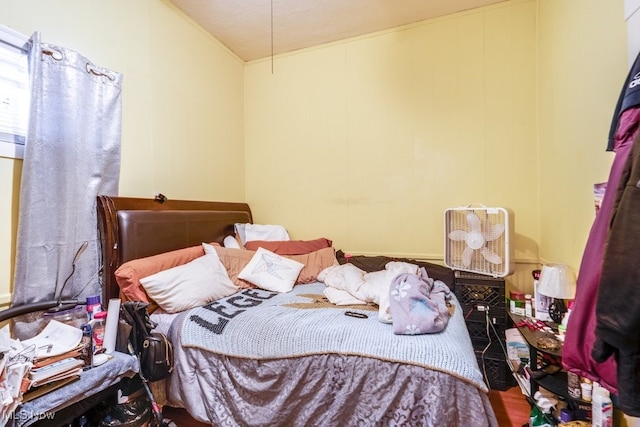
561;109;637;395
593;127;640;416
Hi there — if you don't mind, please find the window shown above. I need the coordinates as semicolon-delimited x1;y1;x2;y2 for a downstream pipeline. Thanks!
0;25;29;159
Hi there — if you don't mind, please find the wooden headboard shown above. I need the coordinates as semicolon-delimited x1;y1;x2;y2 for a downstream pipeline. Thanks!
97;195;253;303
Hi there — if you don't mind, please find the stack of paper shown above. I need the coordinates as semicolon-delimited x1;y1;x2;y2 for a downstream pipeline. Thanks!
32;344;83;369
22;320;83;360
28;357;83;388
21;320;84;392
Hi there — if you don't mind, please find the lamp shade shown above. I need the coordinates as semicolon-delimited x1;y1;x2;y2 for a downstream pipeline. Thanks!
537;264;576;299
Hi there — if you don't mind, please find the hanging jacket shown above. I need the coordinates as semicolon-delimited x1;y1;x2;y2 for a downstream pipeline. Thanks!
562;50;640;398
592;128;640;416
561;108;637;394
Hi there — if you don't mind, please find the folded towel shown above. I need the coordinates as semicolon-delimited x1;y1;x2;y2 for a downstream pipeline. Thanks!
234;223;290;246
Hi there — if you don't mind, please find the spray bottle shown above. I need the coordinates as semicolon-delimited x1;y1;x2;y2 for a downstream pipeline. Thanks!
592;382;613;427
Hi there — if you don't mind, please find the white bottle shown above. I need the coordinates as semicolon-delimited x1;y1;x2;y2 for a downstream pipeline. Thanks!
525;294;533;317
591;383;613;427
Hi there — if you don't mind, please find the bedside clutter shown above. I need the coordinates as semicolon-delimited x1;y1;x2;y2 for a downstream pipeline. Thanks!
6;351;138;427
0;294;139;427
509;312;597;424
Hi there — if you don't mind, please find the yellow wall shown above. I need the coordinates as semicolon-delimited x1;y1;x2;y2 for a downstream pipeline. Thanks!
0;0;246;305
0;0;629;302
244;0;626;294
538;0;627;269
245;0;538;290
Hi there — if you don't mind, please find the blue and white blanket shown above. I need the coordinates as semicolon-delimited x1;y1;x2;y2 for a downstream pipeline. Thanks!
181;282;487;391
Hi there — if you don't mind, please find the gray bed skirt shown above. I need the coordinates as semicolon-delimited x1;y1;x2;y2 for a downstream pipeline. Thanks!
167;344;498;426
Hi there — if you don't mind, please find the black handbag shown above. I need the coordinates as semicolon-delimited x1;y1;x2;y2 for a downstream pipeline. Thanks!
118;302;174;382
140;332;174;382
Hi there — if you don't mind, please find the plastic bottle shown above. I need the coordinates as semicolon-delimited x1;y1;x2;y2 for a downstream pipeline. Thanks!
80;323;93;369
531;297;536;318
525;294;533;317
580;378;593;402
93;311;107;352
592;383;613;427
566;371;581;399
86;295;102;320
510;291;525;315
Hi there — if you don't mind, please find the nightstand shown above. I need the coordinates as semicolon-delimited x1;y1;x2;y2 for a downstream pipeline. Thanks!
8;352;139;427
454;271;515;391
509;313;591;420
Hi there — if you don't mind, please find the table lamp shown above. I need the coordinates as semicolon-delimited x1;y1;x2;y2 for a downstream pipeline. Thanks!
537;263;576;324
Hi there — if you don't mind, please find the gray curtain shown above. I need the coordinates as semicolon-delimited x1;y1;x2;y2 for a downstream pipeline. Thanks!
12;33;122;308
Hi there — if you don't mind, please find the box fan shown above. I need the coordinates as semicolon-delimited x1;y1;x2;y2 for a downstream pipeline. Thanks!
444;205;514;277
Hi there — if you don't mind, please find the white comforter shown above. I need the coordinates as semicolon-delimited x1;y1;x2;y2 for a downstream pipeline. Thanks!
317;261;421;322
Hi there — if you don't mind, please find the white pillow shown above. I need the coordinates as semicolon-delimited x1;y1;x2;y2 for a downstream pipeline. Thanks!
234;223;290;246
203;242;219;255
140;253;239;313
237;247;304;293
223;235;241;249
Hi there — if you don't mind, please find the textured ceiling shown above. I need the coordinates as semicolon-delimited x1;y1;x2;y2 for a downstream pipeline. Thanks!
168;0;509;62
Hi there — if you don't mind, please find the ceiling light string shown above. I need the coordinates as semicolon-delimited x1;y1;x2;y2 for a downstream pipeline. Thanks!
271;0;274;73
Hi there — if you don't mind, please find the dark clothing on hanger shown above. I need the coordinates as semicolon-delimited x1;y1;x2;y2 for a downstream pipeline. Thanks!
593;128;640;416
564;50;640;410
607;52;640;151
562;108;638;394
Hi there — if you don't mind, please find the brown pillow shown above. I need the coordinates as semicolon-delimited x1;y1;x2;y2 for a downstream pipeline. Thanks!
244;238;333;255
114;243;219;303
212;246;338;287
294;247;338;283
210;247;255;288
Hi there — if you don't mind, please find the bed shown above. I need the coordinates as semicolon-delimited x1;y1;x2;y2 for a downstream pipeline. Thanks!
96;195;498;426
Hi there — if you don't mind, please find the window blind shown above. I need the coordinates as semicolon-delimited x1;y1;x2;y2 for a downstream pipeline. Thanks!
0;25;29;159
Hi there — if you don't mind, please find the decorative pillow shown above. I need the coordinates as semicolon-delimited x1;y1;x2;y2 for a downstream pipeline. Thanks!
244;238;333;255
115;244;208;303
237;247;304;293
203;244;338;287
223;235;242;249
139;253;239;313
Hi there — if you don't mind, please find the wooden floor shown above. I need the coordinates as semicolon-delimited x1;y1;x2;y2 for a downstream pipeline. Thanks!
489;385;532;427
163;386;531;427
